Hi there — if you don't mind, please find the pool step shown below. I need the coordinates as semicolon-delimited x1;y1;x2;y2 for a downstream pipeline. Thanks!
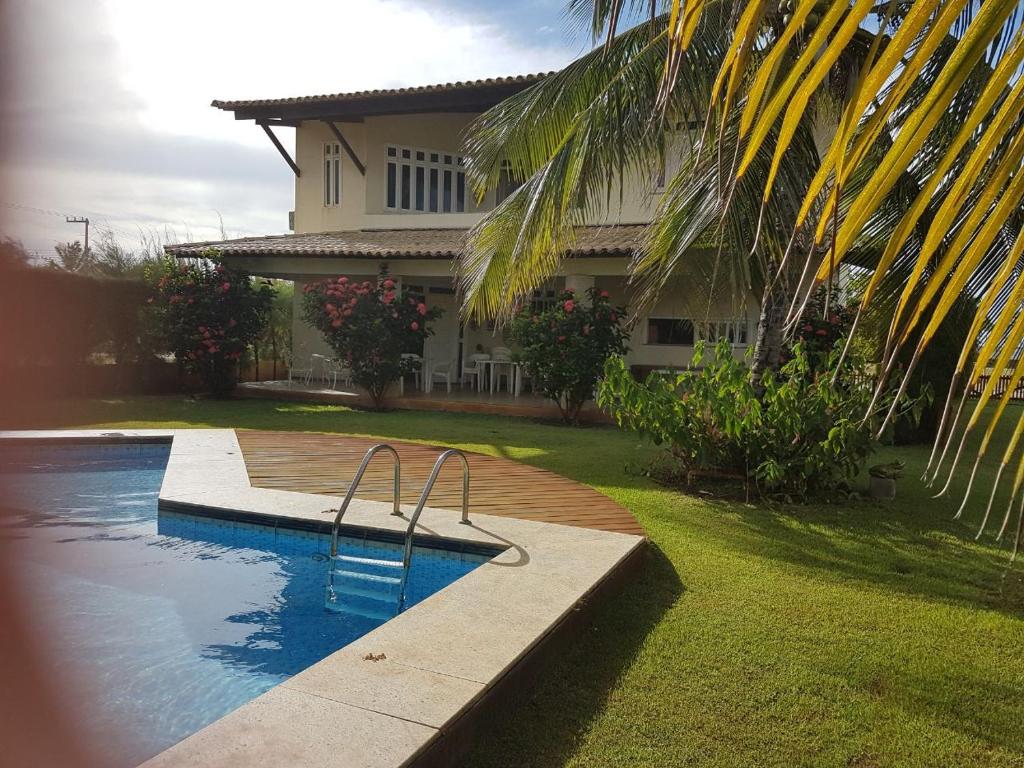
331;554;404;578
324;554;404;619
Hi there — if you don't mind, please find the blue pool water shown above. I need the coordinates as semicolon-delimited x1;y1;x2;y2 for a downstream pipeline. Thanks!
0;442;490;767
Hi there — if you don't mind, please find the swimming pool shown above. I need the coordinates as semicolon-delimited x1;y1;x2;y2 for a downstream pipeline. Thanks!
0;441;491;767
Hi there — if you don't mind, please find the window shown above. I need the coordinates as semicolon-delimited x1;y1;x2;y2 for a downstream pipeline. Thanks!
323;143;341;206
646;317;750;346
496;161;523;204
385;145;466;213
700;319;750;345
647;318;695;346
530;286;558;313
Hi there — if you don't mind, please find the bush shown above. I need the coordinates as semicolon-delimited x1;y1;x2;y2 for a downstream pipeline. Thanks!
598;341;878;500
302;267;442;407
149;252;274;397
509;287;629;424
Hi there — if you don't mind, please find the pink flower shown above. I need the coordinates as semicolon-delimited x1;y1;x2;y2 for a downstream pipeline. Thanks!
565;287;575;294
802;324;814;332
332;319;342;328
815;328;828;336
383;278;396;289
383;291;394;305
417;303;427;316
600;290;610;299
221;282;231;291
557;335;566;342
325;303;337;312
610;312;617;322
563;300;575;312
410;321;420;331
339;276;348;284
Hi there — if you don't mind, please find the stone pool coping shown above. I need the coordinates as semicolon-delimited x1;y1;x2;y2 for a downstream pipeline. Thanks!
0;429;645;768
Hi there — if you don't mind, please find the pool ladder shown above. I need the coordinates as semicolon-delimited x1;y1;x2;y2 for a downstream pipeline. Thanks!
324;444;471;619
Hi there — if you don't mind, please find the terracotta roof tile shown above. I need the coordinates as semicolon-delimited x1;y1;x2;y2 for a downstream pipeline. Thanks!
164;225;645;259
212;73;551;111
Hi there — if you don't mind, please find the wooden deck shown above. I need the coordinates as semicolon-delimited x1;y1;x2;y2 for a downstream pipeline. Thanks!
236;430;644;536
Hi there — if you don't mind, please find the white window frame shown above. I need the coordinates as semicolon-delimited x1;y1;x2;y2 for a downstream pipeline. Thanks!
324;143;341;207
385;144;466;214
698;318;751;346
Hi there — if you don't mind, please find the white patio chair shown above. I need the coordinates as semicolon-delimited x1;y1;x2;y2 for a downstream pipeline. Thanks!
462;353;489;390
327;358;352;389
310;354;332;387
287;354;313;387
399;353;423;396
429;359;457;394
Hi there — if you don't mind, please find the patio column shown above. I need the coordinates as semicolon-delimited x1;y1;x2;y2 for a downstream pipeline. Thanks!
565;274;595;301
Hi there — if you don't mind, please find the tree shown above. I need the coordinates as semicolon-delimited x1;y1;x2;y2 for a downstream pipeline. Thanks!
0;237;30;270
641;0;1024;545
509;287;629;424
53;240;94;273
462;1;1024;547
302;268;442;408
149;251;274;397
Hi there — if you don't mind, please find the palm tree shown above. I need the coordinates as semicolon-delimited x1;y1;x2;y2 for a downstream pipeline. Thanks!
460;1;1024;552
653;0;1024;549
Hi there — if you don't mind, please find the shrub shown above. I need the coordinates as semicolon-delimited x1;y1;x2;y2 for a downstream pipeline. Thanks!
302;267;442;407
598;340;878;500
149;251;274;397
509;287;628;424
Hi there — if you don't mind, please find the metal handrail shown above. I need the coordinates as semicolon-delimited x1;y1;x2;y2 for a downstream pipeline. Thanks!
397;449;471;610
328;444;401;559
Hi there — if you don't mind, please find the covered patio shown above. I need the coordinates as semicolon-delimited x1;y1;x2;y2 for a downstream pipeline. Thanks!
166;225;658;420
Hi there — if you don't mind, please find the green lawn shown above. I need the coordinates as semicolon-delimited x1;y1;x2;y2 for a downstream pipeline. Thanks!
8;396;1024;768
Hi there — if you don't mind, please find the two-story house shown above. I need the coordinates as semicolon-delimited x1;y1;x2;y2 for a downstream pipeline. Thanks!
166;73;758;400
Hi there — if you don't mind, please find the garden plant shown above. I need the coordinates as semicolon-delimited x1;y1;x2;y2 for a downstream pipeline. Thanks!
509;287;628;424
302;267;442;407
149;251;274;397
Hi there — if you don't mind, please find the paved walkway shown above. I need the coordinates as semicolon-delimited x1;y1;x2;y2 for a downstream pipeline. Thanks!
236;430;644;536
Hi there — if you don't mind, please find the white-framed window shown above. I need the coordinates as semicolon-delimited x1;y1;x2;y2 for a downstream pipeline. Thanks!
700;319;750;346
324;143;341;207
386;145;466;213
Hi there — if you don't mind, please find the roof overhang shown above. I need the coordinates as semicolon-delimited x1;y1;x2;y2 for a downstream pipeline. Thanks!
164;225;646;262
213;73;550;123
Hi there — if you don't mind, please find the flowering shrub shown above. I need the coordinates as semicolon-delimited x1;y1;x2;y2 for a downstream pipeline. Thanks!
302;267;441;407
598;341;878;500
149;251;274;396
791;290;856;370
509;287;628;424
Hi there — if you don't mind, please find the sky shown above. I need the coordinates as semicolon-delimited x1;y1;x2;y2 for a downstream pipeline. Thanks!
0;0;588;261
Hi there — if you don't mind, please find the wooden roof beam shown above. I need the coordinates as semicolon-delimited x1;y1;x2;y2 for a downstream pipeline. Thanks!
258;121;300;177
323;120;366;176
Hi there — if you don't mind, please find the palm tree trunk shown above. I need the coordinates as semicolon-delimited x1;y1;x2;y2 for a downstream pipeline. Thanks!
750;282;789;385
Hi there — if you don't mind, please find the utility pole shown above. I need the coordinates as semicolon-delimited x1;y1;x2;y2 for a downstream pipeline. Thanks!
65;216;89;253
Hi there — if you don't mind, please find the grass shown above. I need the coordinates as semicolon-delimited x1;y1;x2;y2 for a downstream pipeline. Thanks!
7;396;1024;768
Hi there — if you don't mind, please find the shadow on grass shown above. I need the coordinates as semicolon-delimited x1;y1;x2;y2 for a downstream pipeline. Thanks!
712;497;1024;617
457;543;683;768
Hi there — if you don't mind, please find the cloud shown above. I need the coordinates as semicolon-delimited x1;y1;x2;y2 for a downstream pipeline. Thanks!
1;0;576;255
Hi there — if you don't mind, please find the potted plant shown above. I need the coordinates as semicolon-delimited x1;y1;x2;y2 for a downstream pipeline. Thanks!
868;460;904;500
